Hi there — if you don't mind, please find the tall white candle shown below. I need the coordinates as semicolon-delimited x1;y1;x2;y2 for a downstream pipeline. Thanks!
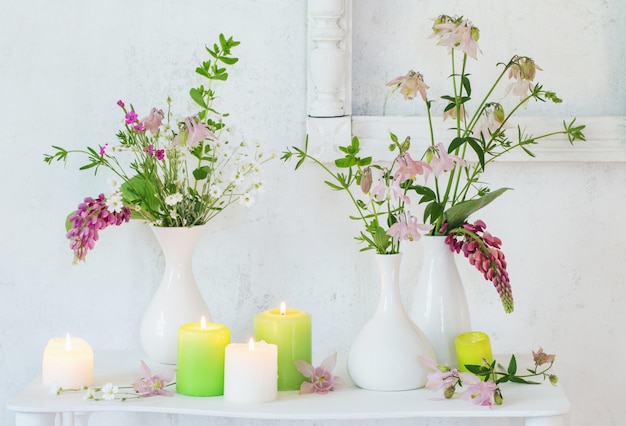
224;339;278;403
42;333;94;389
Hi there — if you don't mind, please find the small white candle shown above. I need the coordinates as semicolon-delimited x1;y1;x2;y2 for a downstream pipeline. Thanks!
224;338;278;403
42;333;94;389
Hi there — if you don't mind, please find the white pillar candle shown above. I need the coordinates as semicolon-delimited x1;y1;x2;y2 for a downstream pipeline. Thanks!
224;339;278;403
42;333;94;389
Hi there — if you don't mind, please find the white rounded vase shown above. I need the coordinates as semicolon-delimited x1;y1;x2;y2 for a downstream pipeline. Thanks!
347;253;435;391
411;235;471;367
140;225;211;364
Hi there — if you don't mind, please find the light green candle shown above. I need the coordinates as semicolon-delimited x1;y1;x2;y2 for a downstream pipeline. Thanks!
455;331;493;373
176;318;230;396
254;303;311;391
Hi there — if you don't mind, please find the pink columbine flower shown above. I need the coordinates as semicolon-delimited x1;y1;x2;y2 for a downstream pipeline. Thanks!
394;152;431;184
141;108;164;134
426;143;466;180
387;212;432;245
66;193;131;264
371;177;409;204
505;55;542;102
420;356;461;393
185;117;216;146
132;360;175;397
432;15;482;60
446;220;514;313
460;374;498;407
532;348;556;366
386;70;430;101
294;353;346;394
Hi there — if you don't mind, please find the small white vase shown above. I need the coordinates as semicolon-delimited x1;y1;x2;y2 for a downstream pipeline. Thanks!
410;235;471;367
140;225;211;364
347;253;435;391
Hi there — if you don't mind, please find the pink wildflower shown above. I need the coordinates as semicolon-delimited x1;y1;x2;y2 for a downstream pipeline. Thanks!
532;348;556;366
460;374;498;407
116;100;125;108
125;110;138;124
133;122;146;133
295;353;345;395
141;108;164;134
155;149;165;160
387;212;432;245
446;220;514;313
185;117;216;146
394;152;431;184
432;15;482;60
66;193;131;264
386;70;430;101
420;356;461;393
99;144;108;156
371;177;409;204
426;143;465;180
132;360;175;397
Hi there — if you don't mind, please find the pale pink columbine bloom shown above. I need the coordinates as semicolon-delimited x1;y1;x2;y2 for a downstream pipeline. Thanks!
132;360;175;397
505;55;542;102
460;374;498;407
433;17;482;60
426;143;466;180
532;347;556;366
295;353;346;394
387;212;432;245
386;70;430;101
371;177;409;204
420;356;460;392
442;103;467;121
473;105;510;138
184;117;216;146
394;152;431;184
141;108;164;134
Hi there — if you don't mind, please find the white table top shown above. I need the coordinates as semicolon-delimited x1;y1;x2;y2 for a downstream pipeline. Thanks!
8;351;570;421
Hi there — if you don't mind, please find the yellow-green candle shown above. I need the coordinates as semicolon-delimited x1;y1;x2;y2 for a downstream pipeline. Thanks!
254;302;311;391
455;331;493;373
177;317;230;396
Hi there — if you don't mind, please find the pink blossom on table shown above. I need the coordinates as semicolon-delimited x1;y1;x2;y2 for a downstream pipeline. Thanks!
386;70;430;101
532;347;556;366
387;212;431;245
446;220;514;313
394;152;431;184
460;374;498;407
125;110;138;124
420;356;461;393
426;143;466;180
141;108;164;134
185;117;216;146
294;353;346;394
66;193;131;264
132;360;175;397
432;15;482;60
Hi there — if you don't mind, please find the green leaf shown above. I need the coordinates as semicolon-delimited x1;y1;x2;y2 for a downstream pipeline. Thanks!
509;376;540;385
507;354;518;376
448;136;466;152
462;75;472;96
373;227;391;252
335;157;356;168
443;187;511;230
358;157;372;167
219;56;239;65
193;166;210;180
189;88;207;109
466;137;485;170
324;180;344;190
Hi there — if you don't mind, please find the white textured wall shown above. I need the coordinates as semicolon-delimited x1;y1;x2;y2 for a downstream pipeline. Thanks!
1;1;625;425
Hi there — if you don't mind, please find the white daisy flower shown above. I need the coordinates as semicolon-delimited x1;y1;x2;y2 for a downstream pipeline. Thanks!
106;191;124;213
239;193;254;207
165;193;183;206
101;383;118;401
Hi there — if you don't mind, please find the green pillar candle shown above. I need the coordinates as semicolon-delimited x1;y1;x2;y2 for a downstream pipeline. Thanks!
254;303;311;391
176;318;230;396
455;331;493;373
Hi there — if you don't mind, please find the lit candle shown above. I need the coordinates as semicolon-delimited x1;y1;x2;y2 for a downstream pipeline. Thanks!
223;338;278;403
42;333;94;389
253;302;311;391
455;331;493;373
176;316;230;396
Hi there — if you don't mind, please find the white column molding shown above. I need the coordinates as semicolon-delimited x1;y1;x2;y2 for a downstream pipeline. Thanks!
307;0;351;118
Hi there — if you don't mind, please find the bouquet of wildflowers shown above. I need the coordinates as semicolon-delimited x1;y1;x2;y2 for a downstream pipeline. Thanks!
45;35;270;263
283;15;585;313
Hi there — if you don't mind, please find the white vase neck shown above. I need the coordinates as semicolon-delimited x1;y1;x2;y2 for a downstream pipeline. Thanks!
375;254;406;313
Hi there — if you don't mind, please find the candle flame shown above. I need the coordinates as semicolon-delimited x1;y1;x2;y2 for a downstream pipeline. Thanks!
248;337;255;351
65;333;72;351
280;301;286;315
200;316;207;330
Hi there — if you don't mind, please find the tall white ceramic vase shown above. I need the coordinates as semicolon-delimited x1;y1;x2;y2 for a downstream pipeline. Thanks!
410;236;471;367
347;253;435;391
140;225;211;364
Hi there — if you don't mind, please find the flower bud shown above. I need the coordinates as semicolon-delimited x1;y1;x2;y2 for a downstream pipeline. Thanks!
360;167;373;194
400;136;411;153
493;103;505;124
494;388;503;405
444;385;456;399
437;364;451;373
521;57;538;81
549;374;559;386
471;26;480;42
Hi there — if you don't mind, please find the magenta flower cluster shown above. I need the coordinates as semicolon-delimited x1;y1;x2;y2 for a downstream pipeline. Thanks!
66;194;131;264
445;220;514;313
